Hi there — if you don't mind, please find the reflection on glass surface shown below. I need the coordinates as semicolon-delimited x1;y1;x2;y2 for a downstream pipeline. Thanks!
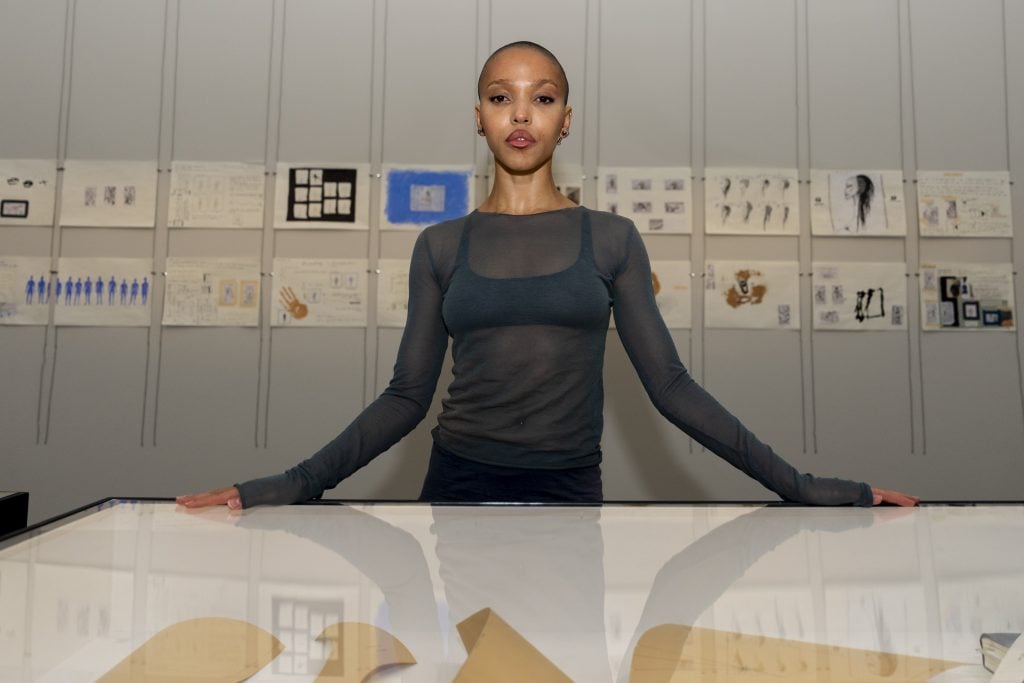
0;501;1021;680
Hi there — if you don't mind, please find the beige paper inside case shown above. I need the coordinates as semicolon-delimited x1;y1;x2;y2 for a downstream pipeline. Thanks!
454;607;573;682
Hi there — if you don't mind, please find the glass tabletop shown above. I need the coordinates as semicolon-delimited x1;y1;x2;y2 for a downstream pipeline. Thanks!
1;499;1021;681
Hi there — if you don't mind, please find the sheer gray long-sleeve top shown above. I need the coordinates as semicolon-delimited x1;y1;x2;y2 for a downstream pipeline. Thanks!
236;206;872;507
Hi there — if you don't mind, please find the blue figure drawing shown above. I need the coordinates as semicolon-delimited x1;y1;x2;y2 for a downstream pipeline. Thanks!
25;277;35;304
38;275;47;303
130;278;139;305
64;277;73;305
94;275;104;305
119;279;128;305
55;278;63;303
108;276;116;305
141;277;149;305
84;277;92;305
73;278;82;305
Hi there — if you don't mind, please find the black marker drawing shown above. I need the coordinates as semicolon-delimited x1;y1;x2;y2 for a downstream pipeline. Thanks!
854;287;885;322
742;201;753;223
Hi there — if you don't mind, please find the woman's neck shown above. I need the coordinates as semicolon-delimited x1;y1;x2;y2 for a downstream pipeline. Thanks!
477;161;576;215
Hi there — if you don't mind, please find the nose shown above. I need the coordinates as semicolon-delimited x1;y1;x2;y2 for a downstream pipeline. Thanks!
511;104;530;124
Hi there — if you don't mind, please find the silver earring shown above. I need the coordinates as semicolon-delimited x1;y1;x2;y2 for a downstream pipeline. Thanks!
477;127;485;136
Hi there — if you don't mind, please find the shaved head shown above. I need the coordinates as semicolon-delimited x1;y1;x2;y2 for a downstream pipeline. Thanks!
477;41;569;104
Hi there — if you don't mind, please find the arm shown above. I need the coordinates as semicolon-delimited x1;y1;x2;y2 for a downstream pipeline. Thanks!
221;231;449;508
611;225;871;506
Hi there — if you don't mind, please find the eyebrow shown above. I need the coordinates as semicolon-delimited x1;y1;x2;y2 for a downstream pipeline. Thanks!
485;78;561;90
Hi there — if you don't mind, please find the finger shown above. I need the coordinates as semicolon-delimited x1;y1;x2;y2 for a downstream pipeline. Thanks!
176;487;238;508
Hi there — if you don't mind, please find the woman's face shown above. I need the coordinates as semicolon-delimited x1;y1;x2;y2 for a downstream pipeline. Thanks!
475;47;572;175
843;177;857;199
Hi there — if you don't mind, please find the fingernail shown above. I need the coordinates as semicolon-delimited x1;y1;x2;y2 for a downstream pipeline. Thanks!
228;498;240;509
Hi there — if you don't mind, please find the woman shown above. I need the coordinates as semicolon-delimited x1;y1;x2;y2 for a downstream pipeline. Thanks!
178;41;917;510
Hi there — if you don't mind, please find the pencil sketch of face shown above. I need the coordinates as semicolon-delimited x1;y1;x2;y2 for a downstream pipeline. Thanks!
720;177;731;198
742;201;754;223
632;179;652;191
738;178;750;195
664;179;685;191
84;187;97;207
632;201;652;214
103;186;117;206
843;176;858;200
720;204;731;223
762;204;773;229
605;175;618;194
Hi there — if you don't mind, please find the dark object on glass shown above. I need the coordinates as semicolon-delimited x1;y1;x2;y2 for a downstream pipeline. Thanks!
0;491;29;536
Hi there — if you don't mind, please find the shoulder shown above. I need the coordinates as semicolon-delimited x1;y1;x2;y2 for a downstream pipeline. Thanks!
420;214;470;242
583;207;642;272
582;206;637;238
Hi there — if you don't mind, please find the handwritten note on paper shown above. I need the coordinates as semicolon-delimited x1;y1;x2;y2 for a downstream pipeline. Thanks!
169;161;265;228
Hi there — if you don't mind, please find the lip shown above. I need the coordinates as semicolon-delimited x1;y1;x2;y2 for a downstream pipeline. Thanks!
505;129;536;149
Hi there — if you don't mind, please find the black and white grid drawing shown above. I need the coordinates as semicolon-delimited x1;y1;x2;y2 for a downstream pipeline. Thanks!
275;163;370;230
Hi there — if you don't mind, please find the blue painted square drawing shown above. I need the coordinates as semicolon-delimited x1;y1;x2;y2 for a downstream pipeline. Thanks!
383;166;473;229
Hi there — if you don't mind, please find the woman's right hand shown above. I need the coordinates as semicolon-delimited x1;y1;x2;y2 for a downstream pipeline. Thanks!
176;486;242;510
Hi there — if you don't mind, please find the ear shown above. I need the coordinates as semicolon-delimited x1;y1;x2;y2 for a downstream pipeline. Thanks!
474;103;482;132
562;106;573;133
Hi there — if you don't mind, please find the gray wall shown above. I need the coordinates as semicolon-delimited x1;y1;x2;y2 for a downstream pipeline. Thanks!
2;0;1022;525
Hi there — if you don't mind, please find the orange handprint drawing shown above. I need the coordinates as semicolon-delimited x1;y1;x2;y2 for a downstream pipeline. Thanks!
279;286;309;320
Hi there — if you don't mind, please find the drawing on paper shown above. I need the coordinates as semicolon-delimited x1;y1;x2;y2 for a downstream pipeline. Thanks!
1;160;57;226
288;167;356;223
649;260;692;329
52;258;153;326
168;161;265;228
60;160;157;228
162;258;261;327
812;262;907;330
920;263;1015;331
705;167;799;235
0;257;52;325
725;269;767;308
810;170;906;236
278;287;308;320
597;166;692;233
382;166;473;229
271;258;368;327
705;260;800;329
274;163;369;230
917;171;1012;237
376;259;411;327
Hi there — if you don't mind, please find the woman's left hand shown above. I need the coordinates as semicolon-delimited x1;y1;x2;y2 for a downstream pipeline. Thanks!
871;486;920;507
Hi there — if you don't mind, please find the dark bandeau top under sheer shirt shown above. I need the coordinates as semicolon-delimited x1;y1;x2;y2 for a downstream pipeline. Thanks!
235;206;873;507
